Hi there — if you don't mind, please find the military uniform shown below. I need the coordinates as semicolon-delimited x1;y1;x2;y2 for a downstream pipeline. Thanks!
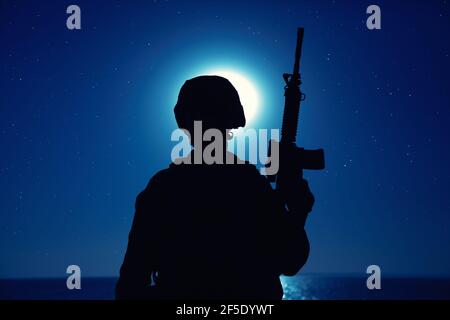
116;76;313;299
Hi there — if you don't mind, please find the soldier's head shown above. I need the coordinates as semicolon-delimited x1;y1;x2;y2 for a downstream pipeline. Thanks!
174;75;246;139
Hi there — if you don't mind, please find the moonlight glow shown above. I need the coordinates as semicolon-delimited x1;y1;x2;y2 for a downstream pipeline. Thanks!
204;69;260;125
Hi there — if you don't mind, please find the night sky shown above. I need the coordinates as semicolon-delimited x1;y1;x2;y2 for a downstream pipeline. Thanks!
1;0;450;279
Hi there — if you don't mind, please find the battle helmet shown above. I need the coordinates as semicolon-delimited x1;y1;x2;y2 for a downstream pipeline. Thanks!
174;75;246;131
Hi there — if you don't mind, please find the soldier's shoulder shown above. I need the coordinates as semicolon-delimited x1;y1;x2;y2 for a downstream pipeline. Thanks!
136;167;174;205
146;167;177;187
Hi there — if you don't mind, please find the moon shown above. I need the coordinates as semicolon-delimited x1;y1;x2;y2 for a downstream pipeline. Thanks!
204;69;260;125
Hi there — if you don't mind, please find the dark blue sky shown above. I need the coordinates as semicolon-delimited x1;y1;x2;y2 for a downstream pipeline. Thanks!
1;0;449;278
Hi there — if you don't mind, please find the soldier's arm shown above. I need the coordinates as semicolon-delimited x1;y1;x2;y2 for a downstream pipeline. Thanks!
115;183;159;299
278;178;314;276
260;174;314;277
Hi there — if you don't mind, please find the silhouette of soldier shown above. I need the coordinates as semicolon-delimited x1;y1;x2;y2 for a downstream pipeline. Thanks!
116;76;315;299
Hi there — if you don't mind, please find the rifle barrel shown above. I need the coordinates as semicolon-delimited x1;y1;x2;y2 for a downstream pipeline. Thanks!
293;27;304;76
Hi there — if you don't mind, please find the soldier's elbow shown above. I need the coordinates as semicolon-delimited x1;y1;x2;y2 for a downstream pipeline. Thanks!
281;256;308;276
281;237;310;276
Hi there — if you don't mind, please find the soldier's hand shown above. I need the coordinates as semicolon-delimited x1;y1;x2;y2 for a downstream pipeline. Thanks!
282;178;315;215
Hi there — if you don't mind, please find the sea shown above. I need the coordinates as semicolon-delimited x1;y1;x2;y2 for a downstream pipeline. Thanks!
1;274;449;300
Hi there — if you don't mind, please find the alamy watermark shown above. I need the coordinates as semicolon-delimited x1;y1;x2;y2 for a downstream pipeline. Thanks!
66;264;81;290
366;265;381;290
66;5;81;30
366;5;381;30
171;121;280;175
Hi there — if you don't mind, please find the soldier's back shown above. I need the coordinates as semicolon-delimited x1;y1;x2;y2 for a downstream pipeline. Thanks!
144;160;283;299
